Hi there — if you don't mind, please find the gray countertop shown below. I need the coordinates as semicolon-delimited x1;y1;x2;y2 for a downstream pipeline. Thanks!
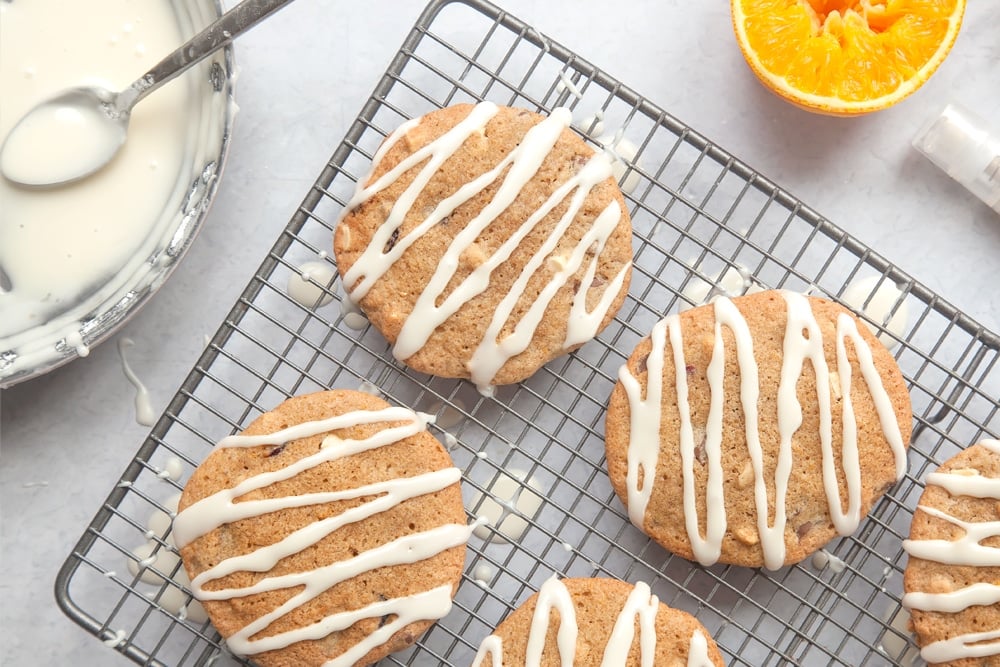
3;1;999;665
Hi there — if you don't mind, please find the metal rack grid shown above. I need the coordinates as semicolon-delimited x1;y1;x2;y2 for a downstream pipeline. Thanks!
56;0;1000;665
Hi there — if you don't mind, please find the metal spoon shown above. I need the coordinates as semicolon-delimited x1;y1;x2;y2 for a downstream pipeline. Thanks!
0;0;296;188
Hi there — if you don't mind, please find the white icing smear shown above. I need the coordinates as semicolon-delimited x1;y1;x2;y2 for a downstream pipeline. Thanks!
157;457;184;482
428;398;465;429
877;607;919;664
357;379;380;396
841;276;908;349
337;282;367;329
620;291;907;570
471;469;543;543
124;491;207;623
172;405;473;661
811;549;846;573
103;629;127;648
338;102;628;393
286;260;336;308
679;264;760;312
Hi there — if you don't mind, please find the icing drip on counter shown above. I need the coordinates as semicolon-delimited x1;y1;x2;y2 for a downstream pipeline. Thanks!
338;102;629;394
901;439;1000;663
117;337;156;427
472;579;709;666
619;291;907;570
172;407;474;665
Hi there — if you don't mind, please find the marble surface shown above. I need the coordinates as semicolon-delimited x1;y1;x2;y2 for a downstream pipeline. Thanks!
2;1;998;665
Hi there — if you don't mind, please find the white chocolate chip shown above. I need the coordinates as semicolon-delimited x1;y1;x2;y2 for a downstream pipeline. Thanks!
734;525;759;546
547;255;568;272
829;372;842;400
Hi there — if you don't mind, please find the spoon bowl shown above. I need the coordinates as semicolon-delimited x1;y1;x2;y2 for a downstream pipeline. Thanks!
0;0;295;188
0;87;129;187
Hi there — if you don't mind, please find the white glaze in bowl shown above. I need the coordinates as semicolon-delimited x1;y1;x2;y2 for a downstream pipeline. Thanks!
0;0;236;387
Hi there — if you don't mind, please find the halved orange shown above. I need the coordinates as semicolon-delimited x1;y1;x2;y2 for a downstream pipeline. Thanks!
732;0;966;115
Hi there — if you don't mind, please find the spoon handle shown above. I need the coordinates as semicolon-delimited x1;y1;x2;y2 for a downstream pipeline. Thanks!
118;0;297;113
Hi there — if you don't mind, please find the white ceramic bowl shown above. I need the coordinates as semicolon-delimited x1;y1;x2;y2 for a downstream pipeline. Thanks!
0;0;236;388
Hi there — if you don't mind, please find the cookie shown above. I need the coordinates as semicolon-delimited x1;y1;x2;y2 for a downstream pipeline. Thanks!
174;390;471;667
902;438;1000;666
471;577;724;666
605;289;912;569
333;102;633;394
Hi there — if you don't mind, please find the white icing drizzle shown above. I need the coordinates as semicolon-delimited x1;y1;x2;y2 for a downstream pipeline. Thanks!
904;582;1000;613
834;311;908;481
619;291;907;570
926;470;1000;498
473;563;493;585
920;629;1000;664
811;549;846;573
714;297;773;564
901;440;1000;663
526;577;579;666
618;316;668;530
687;630;715;667
473;579;712;667
474;635;503;667
600;581;659;667
338;102;627;393
904;505;1000;567
172;406;474;663
287;260;336;308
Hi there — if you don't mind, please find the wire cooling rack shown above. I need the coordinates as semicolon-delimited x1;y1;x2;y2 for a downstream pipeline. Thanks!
57;1;1000;665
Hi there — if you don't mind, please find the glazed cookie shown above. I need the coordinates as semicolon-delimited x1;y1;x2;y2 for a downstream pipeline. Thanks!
903;438;1000;666
605;289;912;570
471;577;725;666
334;102;632;395
174;390;471;667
